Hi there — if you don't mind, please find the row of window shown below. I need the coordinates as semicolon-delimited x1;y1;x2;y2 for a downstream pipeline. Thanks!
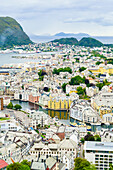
86;150;113;154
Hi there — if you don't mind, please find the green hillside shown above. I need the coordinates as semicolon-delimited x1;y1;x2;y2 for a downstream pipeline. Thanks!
79;37;103;47
51;37;103;47
52;37;78;45
0;17;33;47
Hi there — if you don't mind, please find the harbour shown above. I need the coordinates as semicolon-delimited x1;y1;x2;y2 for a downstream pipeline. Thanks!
11;100;113;132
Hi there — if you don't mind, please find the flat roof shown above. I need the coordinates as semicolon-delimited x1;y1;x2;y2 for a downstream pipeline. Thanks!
84;141;113;151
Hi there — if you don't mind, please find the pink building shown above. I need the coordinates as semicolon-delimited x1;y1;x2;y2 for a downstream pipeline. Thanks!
29;94;39;103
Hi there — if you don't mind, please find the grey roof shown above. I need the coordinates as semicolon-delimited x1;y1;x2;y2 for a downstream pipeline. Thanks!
46;157;56;169
84;141;113;151
58;138;77;149
59;162;65;169
31;162;46;170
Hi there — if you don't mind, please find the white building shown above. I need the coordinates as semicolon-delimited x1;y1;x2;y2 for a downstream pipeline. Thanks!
84;141;113;170
29;110;51;129
0;120;23;132
70;99;97;123
29;137;77;169
86;86;99;97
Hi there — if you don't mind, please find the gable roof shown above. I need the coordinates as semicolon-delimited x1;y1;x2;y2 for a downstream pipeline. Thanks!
0;159;8;169
58;138;77;149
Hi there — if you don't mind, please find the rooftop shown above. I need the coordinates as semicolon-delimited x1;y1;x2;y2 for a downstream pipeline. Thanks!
0;159;8;169
85;141;113;151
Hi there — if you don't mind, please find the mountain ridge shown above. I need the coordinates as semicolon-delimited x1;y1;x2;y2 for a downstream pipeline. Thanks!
54;32;90;37
51;37;103;47
0;16;32;47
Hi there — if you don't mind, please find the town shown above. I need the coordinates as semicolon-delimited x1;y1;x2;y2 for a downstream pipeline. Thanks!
0;41;113;170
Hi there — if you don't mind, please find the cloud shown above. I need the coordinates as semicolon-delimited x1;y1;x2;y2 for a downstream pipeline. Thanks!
0;0;113;35
64;12;113;26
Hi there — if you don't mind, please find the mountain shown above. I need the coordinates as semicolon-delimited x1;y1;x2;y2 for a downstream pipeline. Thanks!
54;32;90;37
30;32;113;44
0;16;32;47
79;37;103;47
51;37;103;47
51;37;78;45
29;32;90;43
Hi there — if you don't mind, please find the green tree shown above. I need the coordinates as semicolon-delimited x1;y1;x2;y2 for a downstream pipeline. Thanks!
14;104;22;110
53;67;72;75
38;69;47;81
109;163;113;170
75;58;80;63
21;160;31;168
96;61;103;65
96;82;104;90
22;85;24;89
76;87;85;96
62;83;67;93
80;137;85;144
79;67;86;72
84;133;95;141
94;134;101;141
96;79;111;90
74;157;96;170
7;162;30;170
7;102;13;109
43;87;50;92
69;76;85;85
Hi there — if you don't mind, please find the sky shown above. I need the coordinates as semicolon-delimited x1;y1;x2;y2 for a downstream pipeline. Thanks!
1;0;113;36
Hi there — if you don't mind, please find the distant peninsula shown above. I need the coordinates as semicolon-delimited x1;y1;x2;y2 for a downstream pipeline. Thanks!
0;17;33;47
54;32;90;37
51;37;103;47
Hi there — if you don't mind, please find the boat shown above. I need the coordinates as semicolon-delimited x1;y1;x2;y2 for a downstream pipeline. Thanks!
70;122;78;127
54;116;59;121
87;126;92;131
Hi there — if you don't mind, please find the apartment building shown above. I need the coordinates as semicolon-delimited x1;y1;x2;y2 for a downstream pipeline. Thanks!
84;141;113;170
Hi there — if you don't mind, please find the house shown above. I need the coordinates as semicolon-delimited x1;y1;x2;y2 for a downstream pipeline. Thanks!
100;129;113;142
0;159;8;170
70;99;98;123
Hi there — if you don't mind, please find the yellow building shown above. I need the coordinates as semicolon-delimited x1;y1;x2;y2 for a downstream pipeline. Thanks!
89;64;113;75
48;96;72;110
99;107;112;118
91;93;113;118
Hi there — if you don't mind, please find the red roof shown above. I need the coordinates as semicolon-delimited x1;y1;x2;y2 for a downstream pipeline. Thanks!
0;159;8;169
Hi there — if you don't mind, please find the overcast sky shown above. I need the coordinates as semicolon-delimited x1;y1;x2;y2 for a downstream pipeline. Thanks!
1;0;113;36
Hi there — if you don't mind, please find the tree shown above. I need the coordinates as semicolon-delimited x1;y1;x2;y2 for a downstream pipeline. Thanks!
109;163;113;170
22;85;24;89
96;61;103;65
79;67;86;72
7;162;30;170
43;87;50;92
96;79;111;90
62;83;67;93
77;87;86;96
80;137;85;144
7;102;13;109
69;76;85;85
84;133;95;141
85;79;89;85
94;134;101;141
14;104;22;110
74;157;96;170
38;69;47;81
53;67;72;75
21;160;31;168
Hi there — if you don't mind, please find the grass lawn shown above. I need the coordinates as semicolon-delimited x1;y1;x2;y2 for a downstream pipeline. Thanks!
0;117;10;121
